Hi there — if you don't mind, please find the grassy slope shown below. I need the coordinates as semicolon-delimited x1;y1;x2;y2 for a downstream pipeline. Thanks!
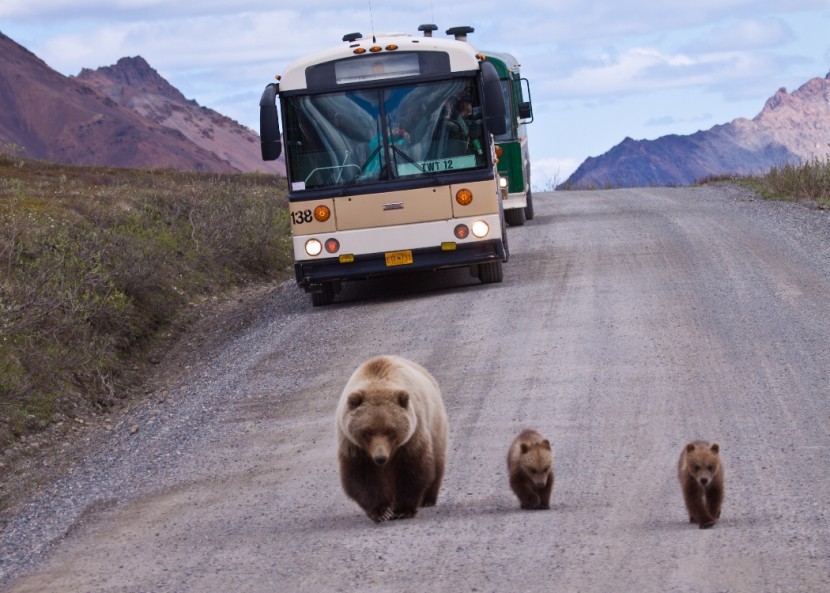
1;152;290;449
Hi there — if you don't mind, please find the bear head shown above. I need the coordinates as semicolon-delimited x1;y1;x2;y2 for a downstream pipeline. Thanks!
520;440;552;487
684;442;721;487
343;389;417;466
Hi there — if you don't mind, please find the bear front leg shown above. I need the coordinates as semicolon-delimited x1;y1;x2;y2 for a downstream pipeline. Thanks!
683;480;715;528
706;483;723;523
421;454;445;508
391;454;434;519
339;451;394;523
537;474;554;510
511;476;542;509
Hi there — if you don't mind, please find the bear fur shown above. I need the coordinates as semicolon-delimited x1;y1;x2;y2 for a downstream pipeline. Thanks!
507;428;554;510
678;440;724;529
336;355;449;523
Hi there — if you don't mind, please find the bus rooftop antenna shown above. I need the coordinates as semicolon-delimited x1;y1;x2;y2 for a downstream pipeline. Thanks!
368;0;376;43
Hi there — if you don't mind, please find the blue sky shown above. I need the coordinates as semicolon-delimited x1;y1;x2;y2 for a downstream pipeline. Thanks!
2;1;829;187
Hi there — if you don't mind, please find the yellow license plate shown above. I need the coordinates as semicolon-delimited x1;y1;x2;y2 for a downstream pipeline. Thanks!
385;250;413;267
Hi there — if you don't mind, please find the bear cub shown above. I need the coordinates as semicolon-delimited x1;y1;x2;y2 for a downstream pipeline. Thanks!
507;428;554;510
336;355;449;523
678;440;724;529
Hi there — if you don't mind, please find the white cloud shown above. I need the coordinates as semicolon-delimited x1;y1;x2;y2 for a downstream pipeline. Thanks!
690;18;794;51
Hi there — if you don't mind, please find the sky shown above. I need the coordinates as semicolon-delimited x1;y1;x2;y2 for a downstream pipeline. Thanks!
2;1;830;188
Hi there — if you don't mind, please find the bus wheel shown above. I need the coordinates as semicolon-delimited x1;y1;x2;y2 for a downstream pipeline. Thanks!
505;207;526;227
477;260;503;284
311;282;335;306
525;190;535;220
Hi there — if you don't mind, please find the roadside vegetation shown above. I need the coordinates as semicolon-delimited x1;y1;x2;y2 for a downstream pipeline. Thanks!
0;146;291;452
721;154;830;206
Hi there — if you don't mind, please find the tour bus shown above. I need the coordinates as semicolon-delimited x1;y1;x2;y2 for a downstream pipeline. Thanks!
482;50;534;226
260;25;509;306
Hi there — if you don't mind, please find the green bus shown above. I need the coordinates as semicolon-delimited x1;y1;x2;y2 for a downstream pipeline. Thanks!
483;51;534;226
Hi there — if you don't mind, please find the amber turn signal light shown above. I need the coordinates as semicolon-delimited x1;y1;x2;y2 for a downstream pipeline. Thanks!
455;188;473;206
314;205;331;222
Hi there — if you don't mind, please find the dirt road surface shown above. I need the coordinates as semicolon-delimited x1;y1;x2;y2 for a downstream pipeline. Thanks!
2;186;829;592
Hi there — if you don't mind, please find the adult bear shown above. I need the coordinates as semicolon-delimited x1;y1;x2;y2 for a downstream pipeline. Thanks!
335;355;449;523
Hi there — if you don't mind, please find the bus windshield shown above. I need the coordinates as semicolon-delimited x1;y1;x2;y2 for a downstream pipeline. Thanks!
283;78;488;190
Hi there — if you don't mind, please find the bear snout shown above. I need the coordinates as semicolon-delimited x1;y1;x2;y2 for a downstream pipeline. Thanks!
698;476;709;486
368;438;392;466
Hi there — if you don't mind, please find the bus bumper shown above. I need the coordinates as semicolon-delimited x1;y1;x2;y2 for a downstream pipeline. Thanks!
294;239;505;292
502;191;528;211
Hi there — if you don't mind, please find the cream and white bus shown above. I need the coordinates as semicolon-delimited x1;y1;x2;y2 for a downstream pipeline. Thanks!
260;25;509;306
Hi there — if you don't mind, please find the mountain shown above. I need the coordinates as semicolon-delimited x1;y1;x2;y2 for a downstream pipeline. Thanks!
562;71;830;188
75;57;283;175
0;31;282;175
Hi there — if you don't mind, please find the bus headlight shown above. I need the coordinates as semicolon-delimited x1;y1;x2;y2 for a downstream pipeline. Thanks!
499;176;508;189
305;238;323;256
471;221;490;238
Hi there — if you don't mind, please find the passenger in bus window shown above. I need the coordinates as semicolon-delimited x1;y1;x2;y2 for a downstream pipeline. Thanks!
447;96;483;157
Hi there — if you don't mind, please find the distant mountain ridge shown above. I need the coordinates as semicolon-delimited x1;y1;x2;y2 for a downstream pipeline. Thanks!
0;31;283;175
75;57;283;175
562;71;830;188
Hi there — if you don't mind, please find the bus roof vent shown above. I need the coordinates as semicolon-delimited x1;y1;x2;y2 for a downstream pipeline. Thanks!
342;32;362;43
446;26;474;42
418;24;438;37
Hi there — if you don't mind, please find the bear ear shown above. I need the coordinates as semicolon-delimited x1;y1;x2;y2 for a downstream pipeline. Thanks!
347;391;364;410
520;443;530;454
396;391;409;408
542;439;551;450
710;443;719;453
686;443;696;453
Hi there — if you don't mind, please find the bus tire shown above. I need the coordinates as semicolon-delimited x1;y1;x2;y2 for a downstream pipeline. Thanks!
477;260;503;284
505;207;526;227
525;189;535;220
311;282;335;307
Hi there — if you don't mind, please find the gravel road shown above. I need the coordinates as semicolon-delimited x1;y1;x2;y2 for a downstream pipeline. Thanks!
2;185;830;592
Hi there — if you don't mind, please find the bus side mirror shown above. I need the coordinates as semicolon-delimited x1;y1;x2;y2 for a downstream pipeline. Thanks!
480;61;506;136
259;83;282;161
519;78;534;124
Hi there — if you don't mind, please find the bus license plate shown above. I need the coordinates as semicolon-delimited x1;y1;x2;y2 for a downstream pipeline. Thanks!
385;250;413;267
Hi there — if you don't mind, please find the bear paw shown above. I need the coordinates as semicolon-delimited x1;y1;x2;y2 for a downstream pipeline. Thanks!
391;508;417;520
371;506;396;523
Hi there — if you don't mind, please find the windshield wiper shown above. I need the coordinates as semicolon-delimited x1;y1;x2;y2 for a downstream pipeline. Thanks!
340;145;381;192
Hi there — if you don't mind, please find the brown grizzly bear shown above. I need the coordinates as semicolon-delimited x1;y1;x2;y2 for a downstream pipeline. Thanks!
678;440;724;529
336;355;449;523
507;428;554;510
